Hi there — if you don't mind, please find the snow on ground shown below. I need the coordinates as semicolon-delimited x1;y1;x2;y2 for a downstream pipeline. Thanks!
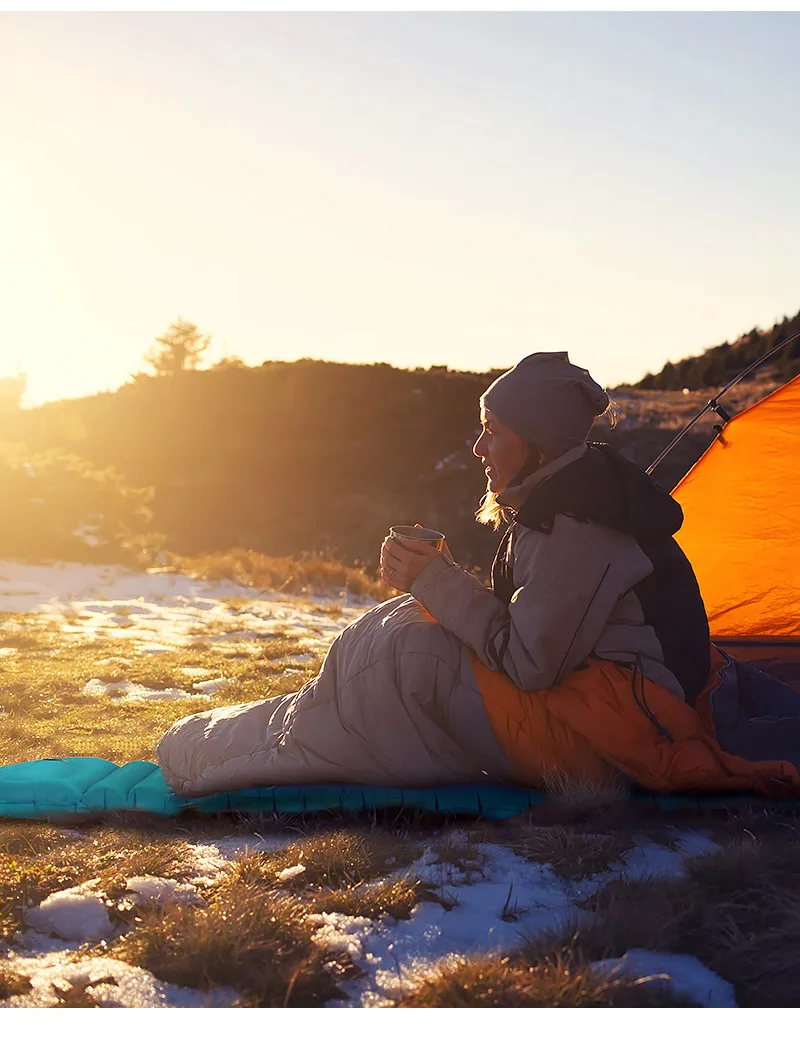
0;558;737;1007
0;823;734;1009
22;875;201;947
310;830;731;1008
590;950;737;1008
81;677;233;702
123;877;201;907
24;881;114;943
2;955;240;1008
0;558;371;660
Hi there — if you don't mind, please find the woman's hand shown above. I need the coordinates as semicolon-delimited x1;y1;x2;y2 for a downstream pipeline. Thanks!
380;526;451;592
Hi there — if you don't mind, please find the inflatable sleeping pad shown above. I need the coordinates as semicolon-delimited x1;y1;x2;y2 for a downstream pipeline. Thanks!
1;757;799;820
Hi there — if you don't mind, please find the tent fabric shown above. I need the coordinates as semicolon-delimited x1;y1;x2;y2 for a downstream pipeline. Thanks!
672;374;800;639
2;757;800;822
715;640;800;691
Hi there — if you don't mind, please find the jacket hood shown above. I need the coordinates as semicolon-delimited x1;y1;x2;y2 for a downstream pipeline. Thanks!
513;443;684;542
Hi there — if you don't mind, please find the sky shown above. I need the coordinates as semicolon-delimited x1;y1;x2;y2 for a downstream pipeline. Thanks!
1;11;799;407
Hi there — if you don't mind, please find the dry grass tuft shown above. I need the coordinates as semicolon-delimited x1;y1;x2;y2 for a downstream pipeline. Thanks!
522;836;800;1006
221;829;422;894
0;823;80;858
95;840;199;900
0;964;33;1001
542;768;632;808
0;828;200;940
174;548;390;600
390;951;694;1008
0;851;87;940
510;825;634;880
311;878;424;921
114;877;351;1006
427;834;487;878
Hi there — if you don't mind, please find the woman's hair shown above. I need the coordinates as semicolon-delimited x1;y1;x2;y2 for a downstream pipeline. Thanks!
475;489;510;530
474;394;618;531
475;443;545;531
598;397;620;431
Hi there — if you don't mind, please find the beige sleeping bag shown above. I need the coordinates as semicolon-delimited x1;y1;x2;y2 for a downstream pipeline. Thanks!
156;595;511;797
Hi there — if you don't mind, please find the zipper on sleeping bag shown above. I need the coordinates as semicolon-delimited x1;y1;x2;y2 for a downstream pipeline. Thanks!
631;653;675;744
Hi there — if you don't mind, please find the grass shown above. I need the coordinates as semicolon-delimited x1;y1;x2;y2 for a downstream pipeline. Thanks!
519;834;800;1007
609;373;784;433
218;828;423;894
0;964;32;1001
3;561;800;1008
106;830;427;1004
310;878;424;920
427;832;488;876
172;548;391;601
389;951;695;1007
0;618;319;765
0;825;201;940
1;851;87;940
509;826;634;881
113;874;352;1006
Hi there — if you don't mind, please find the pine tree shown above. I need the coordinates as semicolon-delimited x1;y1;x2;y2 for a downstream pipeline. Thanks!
144;319;211;377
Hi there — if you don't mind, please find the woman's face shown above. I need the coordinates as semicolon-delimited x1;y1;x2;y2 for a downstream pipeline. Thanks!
472;408;529;494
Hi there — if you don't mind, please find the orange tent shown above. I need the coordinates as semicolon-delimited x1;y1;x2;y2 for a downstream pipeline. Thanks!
672;374;800;651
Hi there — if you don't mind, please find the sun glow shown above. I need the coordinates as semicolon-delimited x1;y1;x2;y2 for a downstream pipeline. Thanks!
0;162;66;392
2;13;800;408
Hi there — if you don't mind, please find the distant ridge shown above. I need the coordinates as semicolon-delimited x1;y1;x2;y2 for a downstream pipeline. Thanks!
636;306;800;390
2;313;792;569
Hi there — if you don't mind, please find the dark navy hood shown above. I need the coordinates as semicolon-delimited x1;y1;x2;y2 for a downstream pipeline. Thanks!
514;443;684;542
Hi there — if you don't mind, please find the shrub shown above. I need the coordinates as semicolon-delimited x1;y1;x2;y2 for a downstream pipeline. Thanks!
0;442;162;563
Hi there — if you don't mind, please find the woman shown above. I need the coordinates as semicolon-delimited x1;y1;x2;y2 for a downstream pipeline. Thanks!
384;351;711;708
158;353;800;798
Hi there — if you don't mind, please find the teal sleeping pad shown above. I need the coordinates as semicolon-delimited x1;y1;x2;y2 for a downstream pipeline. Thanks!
2;757;800;821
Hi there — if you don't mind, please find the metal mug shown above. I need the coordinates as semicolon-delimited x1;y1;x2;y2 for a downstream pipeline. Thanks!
389;525;446;551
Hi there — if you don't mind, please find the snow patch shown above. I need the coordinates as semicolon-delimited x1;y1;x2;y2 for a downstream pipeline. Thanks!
183;842;238;885
0;956;239;1008
0;558;373;655
24;881;114;943
82;678;198;702
277;863;306;882
124;876;201;906
191;676;232;694
310;912;373;960
327;838;585;1007
320;832;723;1007
590;949;737;1007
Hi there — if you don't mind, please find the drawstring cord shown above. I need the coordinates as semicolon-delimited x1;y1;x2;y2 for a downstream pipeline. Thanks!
631;653;675;744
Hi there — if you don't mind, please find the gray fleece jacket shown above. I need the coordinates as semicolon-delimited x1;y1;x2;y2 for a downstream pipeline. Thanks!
410;446;687;701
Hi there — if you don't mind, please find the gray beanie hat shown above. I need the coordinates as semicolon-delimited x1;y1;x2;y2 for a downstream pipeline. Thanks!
481;352;609;459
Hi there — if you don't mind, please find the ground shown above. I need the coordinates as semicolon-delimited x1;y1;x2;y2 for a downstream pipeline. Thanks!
0;558;796;1008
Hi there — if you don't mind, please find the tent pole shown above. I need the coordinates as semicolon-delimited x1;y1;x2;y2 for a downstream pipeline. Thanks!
645;331;800;476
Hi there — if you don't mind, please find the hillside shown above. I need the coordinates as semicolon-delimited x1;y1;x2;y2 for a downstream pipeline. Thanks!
637;306;800;390
4;358;783;573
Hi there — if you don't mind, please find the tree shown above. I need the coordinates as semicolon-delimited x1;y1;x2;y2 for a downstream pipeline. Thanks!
144;318;211;377
0;372;26;412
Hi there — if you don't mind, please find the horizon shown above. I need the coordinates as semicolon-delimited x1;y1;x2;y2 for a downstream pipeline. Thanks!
2;12;800;407
6;344;786;415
